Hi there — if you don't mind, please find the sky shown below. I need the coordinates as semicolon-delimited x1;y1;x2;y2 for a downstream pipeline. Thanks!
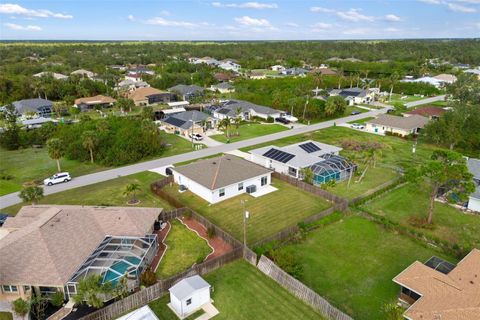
0;0;479;40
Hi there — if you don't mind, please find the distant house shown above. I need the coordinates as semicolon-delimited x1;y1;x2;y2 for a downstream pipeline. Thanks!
214;72;235;82
109;65;128;71
172;155;273;204
467;158;480;212
70;69;97;80
127;66;155;76
169;84;204;101
270;65;286;72
74;95;116;111
21;117;53;129
168;275;212;318
249;140;356;184
249;71;267;80
432;73;457;84
161;110;216;136
33;72;68;80
402;74;457;88
11;98;53;118
124;73;144;82
210;82;235;93
328;87;377;105
116;79;150;91
366;114;429;137
192;56;219;66
0;205;161;302
404;106;446;120
311;68;337;76
464;68;480;80
218;59;240;72
127;87;173;106
393;249;480;320
281;67;308;77
213;99;282;121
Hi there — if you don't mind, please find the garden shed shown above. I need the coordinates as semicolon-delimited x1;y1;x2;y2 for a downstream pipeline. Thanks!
168;275;211;318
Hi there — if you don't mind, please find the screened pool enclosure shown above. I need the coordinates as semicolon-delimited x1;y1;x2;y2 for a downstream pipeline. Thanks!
309;154;357;185
66;234;158;299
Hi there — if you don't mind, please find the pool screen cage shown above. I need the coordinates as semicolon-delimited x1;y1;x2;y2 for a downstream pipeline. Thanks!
66;234;158;299
310;154;357;185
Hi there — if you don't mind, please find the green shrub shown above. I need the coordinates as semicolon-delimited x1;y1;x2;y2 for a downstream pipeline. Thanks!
51;291;65;307
269;249;304;279
12;298;29;317
140;267;157;287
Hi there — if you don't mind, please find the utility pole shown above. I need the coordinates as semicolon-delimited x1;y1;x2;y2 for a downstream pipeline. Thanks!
191;112;195;149
241;199;249;257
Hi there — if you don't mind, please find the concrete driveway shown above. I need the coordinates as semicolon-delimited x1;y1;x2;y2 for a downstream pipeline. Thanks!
405;95;446;108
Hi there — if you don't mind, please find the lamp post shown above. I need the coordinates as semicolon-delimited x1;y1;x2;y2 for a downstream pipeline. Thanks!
241;199;249;256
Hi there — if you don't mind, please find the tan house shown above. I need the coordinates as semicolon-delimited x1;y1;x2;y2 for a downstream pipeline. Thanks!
127;87;173;106
0;205;161;302
365;114;429;137
393;249;480;320
74;95;116;111
161;110;216;137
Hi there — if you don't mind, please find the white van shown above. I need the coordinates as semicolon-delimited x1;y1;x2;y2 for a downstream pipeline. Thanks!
44;172;72;186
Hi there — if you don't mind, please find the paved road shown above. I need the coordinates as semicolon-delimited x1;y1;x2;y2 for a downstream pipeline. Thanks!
0;108;388;209
405;95;446;108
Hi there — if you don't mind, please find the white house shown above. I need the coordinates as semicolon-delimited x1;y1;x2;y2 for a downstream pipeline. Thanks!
172;155;272;204
218;60;241;72
467;158;480;212
270;65;286;72
168;275;211;319
213;99;282;121
328;87;378;106
365;114;429;137
210;82;235;93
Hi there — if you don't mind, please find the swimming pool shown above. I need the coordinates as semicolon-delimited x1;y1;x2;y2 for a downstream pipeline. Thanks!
103;256;141;285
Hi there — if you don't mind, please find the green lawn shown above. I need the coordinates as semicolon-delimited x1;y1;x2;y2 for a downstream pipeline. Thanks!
386;93;425;105
2;171;172;215
0;312;13;320
161;178;331;244
276;215;455;320
149;260;324;320
156;219;212;279
210;123;288;143
363;182;480;249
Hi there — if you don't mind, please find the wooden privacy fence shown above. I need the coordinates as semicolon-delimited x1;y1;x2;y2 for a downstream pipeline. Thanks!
256;255;353;320
349;177;403;205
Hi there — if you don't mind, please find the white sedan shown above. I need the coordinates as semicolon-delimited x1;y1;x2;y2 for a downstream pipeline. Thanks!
350;123;365;130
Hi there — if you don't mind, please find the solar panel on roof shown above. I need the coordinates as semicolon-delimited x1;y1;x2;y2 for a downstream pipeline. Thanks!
164;117;186;128
263;148;295;163
299;142;321;153
424;256;456;275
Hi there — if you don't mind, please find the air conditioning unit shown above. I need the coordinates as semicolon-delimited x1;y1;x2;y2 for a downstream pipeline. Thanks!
246;185;256;194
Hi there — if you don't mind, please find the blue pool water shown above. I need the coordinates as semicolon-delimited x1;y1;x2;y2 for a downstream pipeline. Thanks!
103;256;141;285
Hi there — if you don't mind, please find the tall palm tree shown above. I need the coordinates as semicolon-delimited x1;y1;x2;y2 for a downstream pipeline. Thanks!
219;118;232;138
19;185;44;205
124;183;141;203
82;130;98;164
46;138;65;172
389;72;399;102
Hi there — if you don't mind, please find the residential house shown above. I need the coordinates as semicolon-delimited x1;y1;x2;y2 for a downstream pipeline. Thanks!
281;67;308;77
365;114;429;137
0;205;162;301
154;106;186;121
161;110;216;136
393;249;480;320
311;67;337;76
127;87;173;106
270;65;286;72
218;59;240;72
116;79;150;91
127;66;155;76
249;140;356;184
404;106;446;120
168;275;211;318
33;72;68;80
401;74;457;88
109;65;128;71
169;84;204;101
464;68;480;80
328;87;377;105
213;99;282;121
249;71;267;80
10;98;53;118
172;155;273;204
192;57;220;66
210;82;235;94
22;117;53;129
74;95;117;111
124;73;144;82
432;73;457;84
467;158;480;212
70;69;97;80
214;72;235;82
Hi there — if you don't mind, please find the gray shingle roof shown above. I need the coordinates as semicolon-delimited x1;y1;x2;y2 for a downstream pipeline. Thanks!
12;98;53;114
366;114;429;130
169;275;210;300
163;111;210;130
221;99;280;116
467;158;480;180
173;155;271;190
169;84;204;96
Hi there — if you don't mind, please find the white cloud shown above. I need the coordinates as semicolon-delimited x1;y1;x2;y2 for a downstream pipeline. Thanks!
311;22;333;32
447;2;477;12
285;22;299;27
310;7;334;13
385;14;402;21
144;17;197;28
336;9;375;22
419;0;478;13
234;15;272;27
4;22;41;31
418;0;442;4
0;3;72;19
385;27;400;32
342;28;370;35
212;2;278;9
160;10;170;16
127;15;135;22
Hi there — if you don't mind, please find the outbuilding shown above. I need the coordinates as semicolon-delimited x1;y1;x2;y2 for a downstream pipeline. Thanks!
168;275;211;319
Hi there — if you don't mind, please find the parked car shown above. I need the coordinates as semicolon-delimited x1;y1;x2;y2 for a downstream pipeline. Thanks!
350;123;365;130
44;172;72;186
350;110;361;115
189;133;203;141
275;117;290;124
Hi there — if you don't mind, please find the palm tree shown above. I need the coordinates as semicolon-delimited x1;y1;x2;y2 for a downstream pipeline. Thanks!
124;183;141;203
46;138;65;172
219;118;231;138
19;185;44;205
388;72;399;102
73;274;113;308
82;131;98;164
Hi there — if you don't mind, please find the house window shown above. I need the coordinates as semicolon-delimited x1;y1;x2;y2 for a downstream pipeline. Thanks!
261;176;268;186
288;167;297;177
2;285;18;293
186;298;192;306
238;183;244;191
219;188;225;197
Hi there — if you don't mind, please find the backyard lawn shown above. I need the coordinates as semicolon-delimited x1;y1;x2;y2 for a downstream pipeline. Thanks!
210;123;288;143
363;182;480;249
161;178;331;244
2;171;173;215
156;219;212;279
149;260;324;320
275;215;455;320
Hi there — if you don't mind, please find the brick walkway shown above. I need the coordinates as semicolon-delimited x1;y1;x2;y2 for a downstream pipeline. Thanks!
150;222;171;271
180;217;233;260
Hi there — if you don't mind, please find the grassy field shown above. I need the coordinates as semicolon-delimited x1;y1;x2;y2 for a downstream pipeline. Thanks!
2;171;172;215
149;260;324;320
210;123;288;143
0;312;13;320
363;182;480;249
162;178;331;244
276;215;454;320
387;93;425;105
156;219;212;279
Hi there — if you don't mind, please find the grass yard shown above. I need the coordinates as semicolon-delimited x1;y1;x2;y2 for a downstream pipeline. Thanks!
363;182;480;249
162;178;331;244
156;219;212;279
276;215;455;320
149;260;324;320
0;312;13;320
2;171;172;215
210;123;288;143
386;93;425;105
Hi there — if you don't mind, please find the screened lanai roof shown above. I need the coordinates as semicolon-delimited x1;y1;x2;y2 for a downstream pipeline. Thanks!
310;154;356;176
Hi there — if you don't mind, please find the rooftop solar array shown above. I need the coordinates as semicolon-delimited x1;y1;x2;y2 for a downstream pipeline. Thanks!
299;142;321;153
263;148;295;163
164;117;187;128
424;256;456;275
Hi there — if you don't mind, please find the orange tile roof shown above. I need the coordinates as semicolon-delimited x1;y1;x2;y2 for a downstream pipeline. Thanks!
127;87;166;102
74;95;116;105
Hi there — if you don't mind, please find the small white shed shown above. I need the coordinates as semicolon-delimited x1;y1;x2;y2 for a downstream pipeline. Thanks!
116;305;159;320
168;275;211;318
